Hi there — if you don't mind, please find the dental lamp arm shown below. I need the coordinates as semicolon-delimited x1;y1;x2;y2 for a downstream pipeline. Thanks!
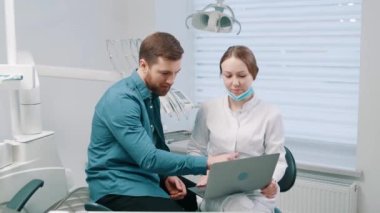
185;14;193;29
233;18;241;35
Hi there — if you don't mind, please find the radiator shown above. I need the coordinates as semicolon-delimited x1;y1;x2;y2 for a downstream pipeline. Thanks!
277;176;358;213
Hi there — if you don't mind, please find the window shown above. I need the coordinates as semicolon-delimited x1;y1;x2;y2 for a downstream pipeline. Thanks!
192;0;361;171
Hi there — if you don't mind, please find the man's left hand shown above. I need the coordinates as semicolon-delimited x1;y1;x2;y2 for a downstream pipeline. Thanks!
164;176;187;200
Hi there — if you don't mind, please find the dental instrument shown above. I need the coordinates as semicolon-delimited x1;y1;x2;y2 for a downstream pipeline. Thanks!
106;38;142;77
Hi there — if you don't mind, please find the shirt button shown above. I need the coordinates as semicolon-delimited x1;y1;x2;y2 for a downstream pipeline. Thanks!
150;105;153;109
150;125;154;129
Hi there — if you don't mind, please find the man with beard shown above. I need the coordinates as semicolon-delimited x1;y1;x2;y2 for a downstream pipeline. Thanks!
86;32;237;211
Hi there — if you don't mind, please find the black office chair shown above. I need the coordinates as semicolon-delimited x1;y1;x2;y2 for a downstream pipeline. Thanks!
274;146;297;213
0;179;44;213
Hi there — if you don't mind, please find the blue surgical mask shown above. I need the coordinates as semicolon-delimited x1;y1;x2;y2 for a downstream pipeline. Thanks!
227;87;254;102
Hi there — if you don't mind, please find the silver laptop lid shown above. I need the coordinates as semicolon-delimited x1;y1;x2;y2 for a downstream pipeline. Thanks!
190;153;280;199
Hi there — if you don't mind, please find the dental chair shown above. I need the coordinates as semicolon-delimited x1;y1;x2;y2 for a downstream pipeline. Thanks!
0;179;91;212
84;202;112;211
0;179;44;213
1;177;110;212
45;187;90;212
4;147;296;212
274;146;297;213
44;186;110;211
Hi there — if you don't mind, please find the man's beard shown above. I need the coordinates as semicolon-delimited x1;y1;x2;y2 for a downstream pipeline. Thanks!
151;85;170;96
146;74;171;96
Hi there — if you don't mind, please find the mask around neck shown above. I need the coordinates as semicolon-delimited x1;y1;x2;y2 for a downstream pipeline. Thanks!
227;87;254;102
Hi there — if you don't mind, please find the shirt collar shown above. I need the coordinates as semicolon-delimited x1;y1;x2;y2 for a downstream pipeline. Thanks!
241;95;259;111
130;70;153;100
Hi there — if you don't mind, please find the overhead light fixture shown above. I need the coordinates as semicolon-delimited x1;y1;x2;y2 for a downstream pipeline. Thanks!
185;0;241;35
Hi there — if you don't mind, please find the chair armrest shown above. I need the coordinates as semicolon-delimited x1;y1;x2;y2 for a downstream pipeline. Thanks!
6;179;44;211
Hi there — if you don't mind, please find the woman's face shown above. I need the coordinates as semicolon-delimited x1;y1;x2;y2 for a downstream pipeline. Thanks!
221;57;254;96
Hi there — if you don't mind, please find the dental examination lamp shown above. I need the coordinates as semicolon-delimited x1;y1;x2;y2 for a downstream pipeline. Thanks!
185;0;241;35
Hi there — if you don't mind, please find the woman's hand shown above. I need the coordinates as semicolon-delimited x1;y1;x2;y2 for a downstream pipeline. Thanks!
196;171;209;187
261;179;278;199
164;176;187;200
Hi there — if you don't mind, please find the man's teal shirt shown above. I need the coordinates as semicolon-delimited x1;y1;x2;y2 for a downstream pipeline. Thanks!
86;71;207;202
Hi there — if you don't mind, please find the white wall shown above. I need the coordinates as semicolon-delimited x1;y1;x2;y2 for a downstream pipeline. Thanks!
357;0;380;212
0;0;196;189
0;0;157;188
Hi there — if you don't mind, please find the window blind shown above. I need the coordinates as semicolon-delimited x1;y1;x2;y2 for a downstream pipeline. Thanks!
192;0;361;168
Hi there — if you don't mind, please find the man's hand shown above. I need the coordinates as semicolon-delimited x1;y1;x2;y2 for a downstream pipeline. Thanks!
207;152;239;169
261;180;278;198
164;176;187;200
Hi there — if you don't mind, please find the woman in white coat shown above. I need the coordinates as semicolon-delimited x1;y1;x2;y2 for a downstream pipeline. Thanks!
188;45;288;212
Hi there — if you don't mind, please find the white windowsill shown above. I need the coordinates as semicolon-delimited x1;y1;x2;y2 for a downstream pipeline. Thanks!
297;162;362;178
285;138;360;179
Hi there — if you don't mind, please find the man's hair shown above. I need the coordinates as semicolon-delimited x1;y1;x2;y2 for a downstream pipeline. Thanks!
219;45;259;80
139;32;184;66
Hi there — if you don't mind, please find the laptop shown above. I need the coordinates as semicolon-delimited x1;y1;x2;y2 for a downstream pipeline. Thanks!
188;153;280;199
